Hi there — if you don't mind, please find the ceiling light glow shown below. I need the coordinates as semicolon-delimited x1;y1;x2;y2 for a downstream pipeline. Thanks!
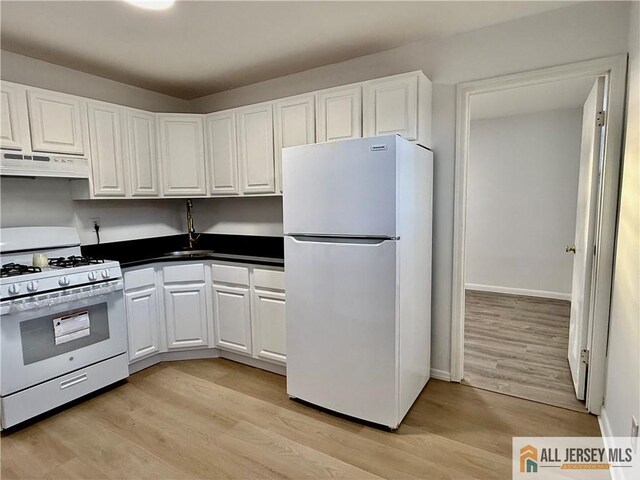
125;0;175;11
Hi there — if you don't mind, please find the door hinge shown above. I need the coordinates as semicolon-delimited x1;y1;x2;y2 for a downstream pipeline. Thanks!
581;349;590;365
596;111;606;127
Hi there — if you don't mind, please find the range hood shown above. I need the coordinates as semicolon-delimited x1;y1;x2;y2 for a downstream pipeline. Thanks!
0;150;90;179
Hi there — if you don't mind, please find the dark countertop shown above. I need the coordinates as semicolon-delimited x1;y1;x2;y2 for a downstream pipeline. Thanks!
81;233;284;268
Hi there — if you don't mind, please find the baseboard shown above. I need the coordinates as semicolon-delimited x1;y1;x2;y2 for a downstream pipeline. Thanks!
465;283;571;301
430;368;451;382
599;407;625;480
219;350;287;376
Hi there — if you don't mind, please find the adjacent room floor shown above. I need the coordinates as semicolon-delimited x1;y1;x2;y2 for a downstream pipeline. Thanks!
463;289;586;412
1;358;599;479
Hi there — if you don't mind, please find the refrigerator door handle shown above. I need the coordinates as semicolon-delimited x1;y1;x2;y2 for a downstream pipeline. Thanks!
287;234;399;245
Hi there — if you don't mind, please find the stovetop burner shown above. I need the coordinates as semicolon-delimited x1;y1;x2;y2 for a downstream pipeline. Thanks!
48;256;105;269
0;263;43;278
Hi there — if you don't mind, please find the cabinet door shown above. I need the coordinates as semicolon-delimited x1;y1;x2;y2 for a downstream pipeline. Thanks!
253;289;286;363
212;284;252;354
125;286;160;362
87;102;126;196
363;74;417;140
316;86;362;143
27;90;85;155
237;104;275;194
205;111;240;195
0;83;27;150
158;115;207;196
127;110;159;196
163;283;208;349
274;95;315;194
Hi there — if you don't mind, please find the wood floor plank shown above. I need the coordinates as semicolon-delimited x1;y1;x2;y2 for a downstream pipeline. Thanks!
464;290;587;412
1;358;600;479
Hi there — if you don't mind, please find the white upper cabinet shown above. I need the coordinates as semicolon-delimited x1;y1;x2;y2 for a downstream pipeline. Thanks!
27;89;86;155
205;110;240;196
157;114;207;196
86;101;126;197
126;109;159;197
363;72;432;147
316;85;362;143
0;82;29;151
237;103;275;194
273;95;315;193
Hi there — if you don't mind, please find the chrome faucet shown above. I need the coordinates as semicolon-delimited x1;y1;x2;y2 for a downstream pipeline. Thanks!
186;199;200;249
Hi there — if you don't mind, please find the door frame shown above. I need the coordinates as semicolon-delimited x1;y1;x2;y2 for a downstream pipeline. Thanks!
450;54;628;414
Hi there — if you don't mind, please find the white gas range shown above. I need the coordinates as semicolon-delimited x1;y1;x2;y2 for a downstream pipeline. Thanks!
0;227;129;429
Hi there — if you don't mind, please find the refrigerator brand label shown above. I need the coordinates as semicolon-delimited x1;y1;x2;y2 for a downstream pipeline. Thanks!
370;145;387;151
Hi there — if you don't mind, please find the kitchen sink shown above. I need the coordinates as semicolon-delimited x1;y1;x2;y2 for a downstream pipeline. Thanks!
163;249;215;257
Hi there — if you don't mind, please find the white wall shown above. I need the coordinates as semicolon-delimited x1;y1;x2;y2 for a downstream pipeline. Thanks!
465;109;583;299
192;197;283;237
190;1;630;374
0;50;190;112
600;1;639;470
0;177;183;245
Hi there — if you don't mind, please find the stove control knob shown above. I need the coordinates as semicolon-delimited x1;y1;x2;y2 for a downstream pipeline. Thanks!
27;281;38;292
58;276;71;287
88;271;97;281
101;269;111;279
8;284;20;295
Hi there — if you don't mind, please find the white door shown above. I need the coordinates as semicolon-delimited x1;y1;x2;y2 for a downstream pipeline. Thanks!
316;86;362;142
164;283;208;349
363;74;418;140
253;289;286;363
282;136;398;237
0;83;28;150
158;114;207;196
27;90;85;155
205;110;240;195
237;104;276;194
127;109;159;196
87;102;126;197
274;95;315;193
285;236;398;426
125;286;160;362
568;77;605;400
212;284;252;354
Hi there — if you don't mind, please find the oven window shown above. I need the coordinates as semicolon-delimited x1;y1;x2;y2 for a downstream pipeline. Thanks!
20;303;110;365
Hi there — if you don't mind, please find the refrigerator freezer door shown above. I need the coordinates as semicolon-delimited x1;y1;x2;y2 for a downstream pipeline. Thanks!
282;136;397;237
285;235;398;427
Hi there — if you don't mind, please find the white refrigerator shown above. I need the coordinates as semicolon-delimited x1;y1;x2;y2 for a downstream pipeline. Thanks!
283;135;433;429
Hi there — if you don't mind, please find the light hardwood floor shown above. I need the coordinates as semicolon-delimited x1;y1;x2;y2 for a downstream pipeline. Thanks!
1;358;599;479
463;289;587;412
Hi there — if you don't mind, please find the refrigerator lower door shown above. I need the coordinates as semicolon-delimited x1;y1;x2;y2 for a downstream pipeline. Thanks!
285;235;398;427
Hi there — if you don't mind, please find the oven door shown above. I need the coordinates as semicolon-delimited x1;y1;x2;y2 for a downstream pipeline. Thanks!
0;280;126;396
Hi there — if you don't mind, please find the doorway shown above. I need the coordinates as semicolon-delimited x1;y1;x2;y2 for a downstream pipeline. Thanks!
450;56;628;415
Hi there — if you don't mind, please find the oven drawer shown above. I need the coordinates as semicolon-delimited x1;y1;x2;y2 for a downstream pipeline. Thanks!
1;353;128;429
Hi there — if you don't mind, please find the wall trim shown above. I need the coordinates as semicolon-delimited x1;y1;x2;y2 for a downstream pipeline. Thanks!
465;283;571;301
598;408;631;480
451;54;628;417
430;368;452;382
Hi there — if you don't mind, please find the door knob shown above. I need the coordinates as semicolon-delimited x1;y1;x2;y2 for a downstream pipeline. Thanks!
566;245;576;254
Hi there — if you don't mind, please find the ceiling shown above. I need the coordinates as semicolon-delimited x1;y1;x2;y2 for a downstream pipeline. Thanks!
470;76;596;120
0;1;576;100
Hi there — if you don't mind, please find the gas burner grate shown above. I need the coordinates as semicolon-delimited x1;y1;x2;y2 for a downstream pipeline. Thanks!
48;256;105;269
0;263;42;278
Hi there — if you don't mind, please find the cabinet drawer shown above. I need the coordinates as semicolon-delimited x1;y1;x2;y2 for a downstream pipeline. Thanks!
124;267;156;290
1;353;128;429
212;264;249;286
163;263;205;283
253;268;285;291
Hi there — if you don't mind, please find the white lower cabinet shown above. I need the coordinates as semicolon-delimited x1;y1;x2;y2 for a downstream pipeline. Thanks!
212;284;252;354
252;289;286;363
123;261;285;369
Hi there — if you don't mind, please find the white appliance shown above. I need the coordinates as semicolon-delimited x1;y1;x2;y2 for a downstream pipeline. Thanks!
283;135;433;429
0;227;128;429
0;150;90;178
